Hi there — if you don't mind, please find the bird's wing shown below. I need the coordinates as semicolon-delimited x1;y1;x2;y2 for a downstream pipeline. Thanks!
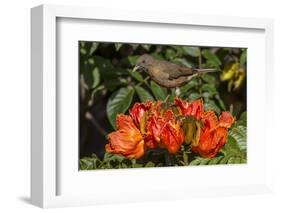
167;66;194;80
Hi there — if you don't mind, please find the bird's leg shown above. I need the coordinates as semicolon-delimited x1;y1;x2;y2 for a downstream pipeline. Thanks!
175;87;180;96
164;94;170;103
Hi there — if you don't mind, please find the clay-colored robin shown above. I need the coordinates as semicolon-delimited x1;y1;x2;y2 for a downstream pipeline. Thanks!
133;54;218;88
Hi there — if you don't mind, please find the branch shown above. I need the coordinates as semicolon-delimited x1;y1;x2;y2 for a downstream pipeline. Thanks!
85;111;108;137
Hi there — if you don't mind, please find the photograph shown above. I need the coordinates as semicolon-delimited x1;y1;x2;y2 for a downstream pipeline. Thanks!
79;41;247;170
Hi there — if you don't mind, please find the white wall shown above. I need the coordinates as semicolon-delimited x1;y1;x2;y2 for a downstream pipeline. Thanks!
0;0;280;212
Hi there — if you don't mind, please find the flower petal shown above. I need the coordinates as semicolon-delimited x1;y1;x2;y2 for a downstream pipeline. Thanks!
146;109;184;153
129;101;152;127
192;127;227;158
106;114;144;159
161;122;184;154
202;111;218;131
174;98;203;120
219;112;236;128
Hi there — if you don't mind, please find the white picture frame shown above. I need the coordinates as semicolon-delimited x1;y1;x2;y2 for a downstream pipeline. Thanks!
31;4;274;208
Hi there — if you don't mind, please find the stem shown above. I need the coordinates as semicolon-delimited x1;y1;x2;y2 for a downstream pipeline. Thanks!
230;104;234;114
164;94;170;103
164;150;173;166
136;76;150;87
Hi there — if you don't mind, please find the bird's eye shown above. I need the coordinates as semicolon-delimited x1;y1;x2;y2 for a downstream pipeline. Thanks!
142;60;145;63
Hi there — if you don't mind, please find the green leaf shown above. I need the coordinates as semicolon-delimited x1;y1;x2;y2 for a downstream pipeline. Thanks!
189;155;239;166
179;79;198;94
214;94;226;110
182;46;200;57
229;125;247;154
106;86;135;129
91;56;128;80
132;163;143;168
188;93;201;100
227;156;240;164
201;74;216;84
240;49;247;66
91;67;100;89
103;152;126;162
235;112;247;127
219;156;231;164
121;55;139;67
189;157;201;165
135;86;154;102
201;83;217;93
165;48;177;60
222;135;243;157
201;92;214;100
103;79;128;91
93;55;113;69
82;64;101;89
80;41;93;55
88;85;105;106
226;112;247;156
99;68;128;80
128;70;143;82
173;58;193;68
199;158;211;165
208;156;224;165
89;43;99;55
168;88;177;102
202;49;221;69
189;157;211;165
204;101;221;115
219;113;247;163
142;44;151;51
130;44;139;50
150;81;167;100
145;162;155;167
115;43;123;51
80;154;101;170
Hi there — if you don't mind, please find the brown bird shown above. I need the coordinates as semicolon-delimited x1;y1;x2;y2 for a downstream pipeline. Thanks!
133;54;218;88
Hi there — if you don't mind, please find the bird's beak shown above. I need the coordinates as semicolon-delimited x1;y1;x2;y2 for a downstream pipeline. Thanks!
132;64;141;73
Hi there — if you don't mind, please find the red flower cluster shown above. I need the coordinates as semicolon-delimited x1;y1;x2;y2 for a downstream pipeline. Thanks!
106;98;235;159
174;98;235;158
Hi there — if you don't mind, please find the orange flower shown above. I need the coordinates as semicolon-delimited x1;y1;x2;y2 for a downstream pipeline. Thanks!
129;101;152;127
106;114;144;159
174;97;203;120
219;112;236;128
192;111;235;158
146;110;184;154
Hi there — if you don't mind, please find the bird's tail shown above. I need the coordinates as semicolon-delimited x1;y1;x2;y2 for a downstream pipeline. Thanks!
193;68;219;74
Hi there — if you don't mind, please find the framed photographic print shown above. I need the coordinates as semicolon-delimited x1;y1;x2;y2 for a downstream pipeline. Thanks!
31;4;274;208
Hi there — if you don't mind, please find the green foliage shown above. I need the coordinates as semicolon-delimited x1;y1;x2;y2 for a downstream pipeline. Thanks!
135;86;154;102
240;49;247;66
80;153;156;170
150;81;167;100
106;86;134;129
182;47;200;57
201;49;221;70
